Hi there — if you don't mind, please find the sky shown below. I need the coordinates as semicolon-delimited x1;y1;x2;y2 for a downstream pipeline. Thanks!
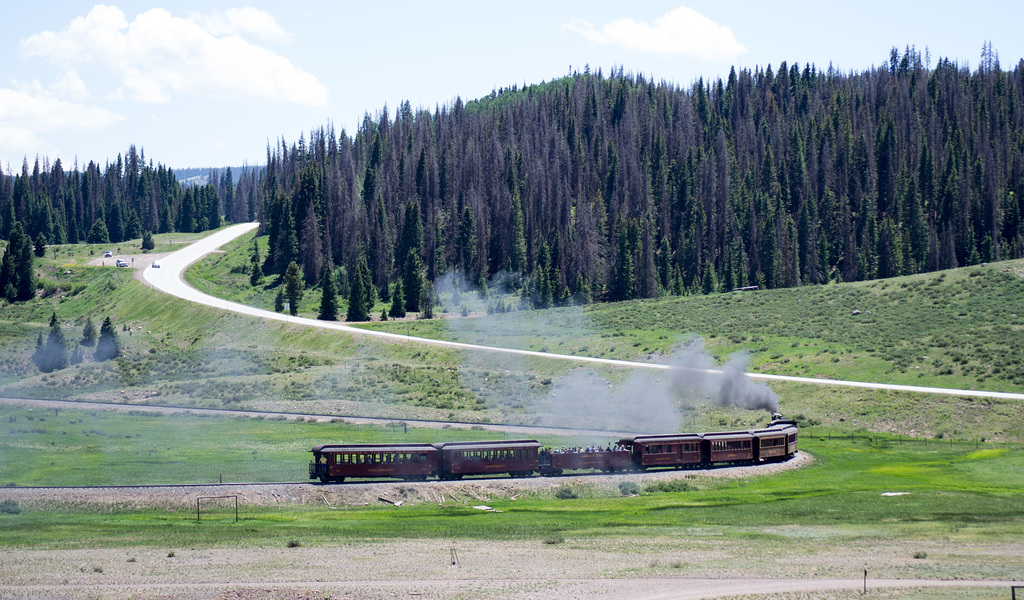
3;1;1023;173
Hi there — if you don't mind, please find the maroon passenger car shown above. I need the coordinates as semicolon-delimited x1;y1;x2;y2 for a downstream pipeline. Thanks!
432;440;540;479
754;419;798;462
309;443;438;483
617;433;703;469
702;430;755;464
539;449;633;475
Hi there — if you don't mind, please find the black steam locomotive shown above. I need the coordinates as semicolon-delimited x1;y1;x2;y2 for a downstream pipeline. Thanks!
308;417;798;484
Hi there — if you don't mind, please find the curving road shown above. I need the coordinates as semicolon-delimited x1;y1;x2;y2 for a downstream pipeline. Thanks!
144;222;1024;402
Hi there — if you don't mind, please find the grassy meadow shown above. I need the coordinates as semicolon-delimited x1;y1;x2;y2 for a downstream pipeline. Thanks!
1;228;1023;440
2;414;1022;586
1;229;1023;593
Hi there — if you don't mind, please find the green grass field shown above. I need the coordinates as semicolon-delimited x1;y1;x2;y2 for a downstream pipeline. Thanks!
2;231;1024;595
1;230;1023;442
2;427;1021;561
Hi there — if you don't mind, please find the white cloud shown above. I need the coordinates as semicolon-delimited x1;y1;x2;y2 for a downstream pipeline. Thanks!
0;86;122;131
0;85;124;159
19;5;327;106
50;70;91;101
564;6;747;61
189;7;292;43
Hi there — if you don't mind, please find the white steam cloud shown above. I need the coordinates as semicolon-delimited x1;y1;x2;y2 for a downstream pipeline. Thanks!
435;272;779;433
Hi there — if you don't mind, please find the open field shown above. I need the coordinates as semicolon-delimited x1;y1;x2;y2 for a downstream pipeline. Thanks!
2;228;1023;442
2;230;1024;598
1;431;1021;598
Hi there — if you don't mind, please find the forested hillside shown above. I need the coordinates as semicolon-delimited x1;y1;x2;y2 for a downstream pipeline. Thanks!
260;46;1024;306
5;46;1024;309
0;150;259;247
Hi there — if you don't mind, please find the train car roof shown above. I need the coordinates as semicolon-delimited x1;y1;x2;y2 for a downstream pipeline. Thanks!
618;433;703;444
754;423;798;434
311;443;438;453
702;430;756;440
432;439;541;451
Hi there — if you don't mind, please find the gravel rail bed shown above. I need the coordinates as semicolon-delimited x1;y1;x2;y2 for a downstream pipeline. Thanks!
0;452;811;510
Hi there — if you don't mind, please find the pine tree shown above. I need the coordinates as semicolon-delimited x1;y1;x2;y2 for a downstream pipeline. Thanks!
141;230;155;251
95;316;120;361
34;311;69;372
346;256;373;322
80;316;97;347
274;288;285;313
0;223;35;301
403;248;423;313
249;237;263;286
389;279;406;318
87;218;110;244
420;281;434;319
283;262;304;316
33;234;46;257
317;263;338;321
509;190;527;274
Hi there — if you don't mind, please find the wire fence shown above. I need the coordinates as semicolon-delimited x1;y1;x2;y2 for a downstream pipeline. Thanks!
801;427;1021;450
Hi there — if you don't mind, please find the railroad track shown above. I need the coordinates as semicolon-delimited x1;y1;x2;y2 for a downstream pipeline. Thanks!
0;395;638;438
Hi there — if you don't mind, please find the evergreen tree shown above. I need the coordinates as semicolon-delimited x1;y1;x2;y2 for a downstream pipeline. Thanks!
509;190;527;273
283;261;304;315
395;199;422;279
141;230;155;251
274;288;285;313
457;204;476;280
420;281;434;319
531;241;552;309
403;248;423;313
87;218;110;244
33;311;69;372
389;279;406;318
95;316;120;361
33;234;46;258
249;237;263;286
317;263;338;321
346;256;374;322
0;222;35;301
80;316;97;347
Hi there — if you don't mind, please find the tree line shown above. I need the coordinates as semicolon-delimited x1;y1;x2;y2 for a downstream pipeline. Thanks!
5;46;1024;316
257;46;1024;311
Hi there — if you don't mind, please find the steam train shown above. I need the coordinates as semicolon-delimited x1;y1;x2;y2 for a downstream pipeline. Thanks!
308;417;798;484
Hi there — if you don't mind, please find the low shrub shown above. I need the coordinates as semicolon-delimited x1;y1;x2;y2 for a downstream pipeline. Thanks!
553;486;578;500
618;481;640;496
644;479;694;494
0;500;21;514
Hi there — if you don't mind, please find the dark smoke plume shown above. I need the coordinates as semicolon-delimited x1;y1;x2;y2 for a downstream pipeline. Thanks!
669;338;779;413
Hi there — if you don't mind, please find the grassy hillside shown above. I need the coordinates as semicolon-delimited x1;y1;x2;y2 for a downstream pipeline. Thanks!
1;229;1022;441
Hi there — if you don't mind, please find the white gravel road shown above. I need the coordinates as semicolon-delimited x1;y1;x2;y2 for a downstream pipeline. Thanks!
143;222;1024;402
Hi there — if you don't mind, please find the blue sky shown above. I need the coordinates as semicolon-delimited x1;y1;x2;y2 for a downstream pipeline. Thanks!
3;1;1022;172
